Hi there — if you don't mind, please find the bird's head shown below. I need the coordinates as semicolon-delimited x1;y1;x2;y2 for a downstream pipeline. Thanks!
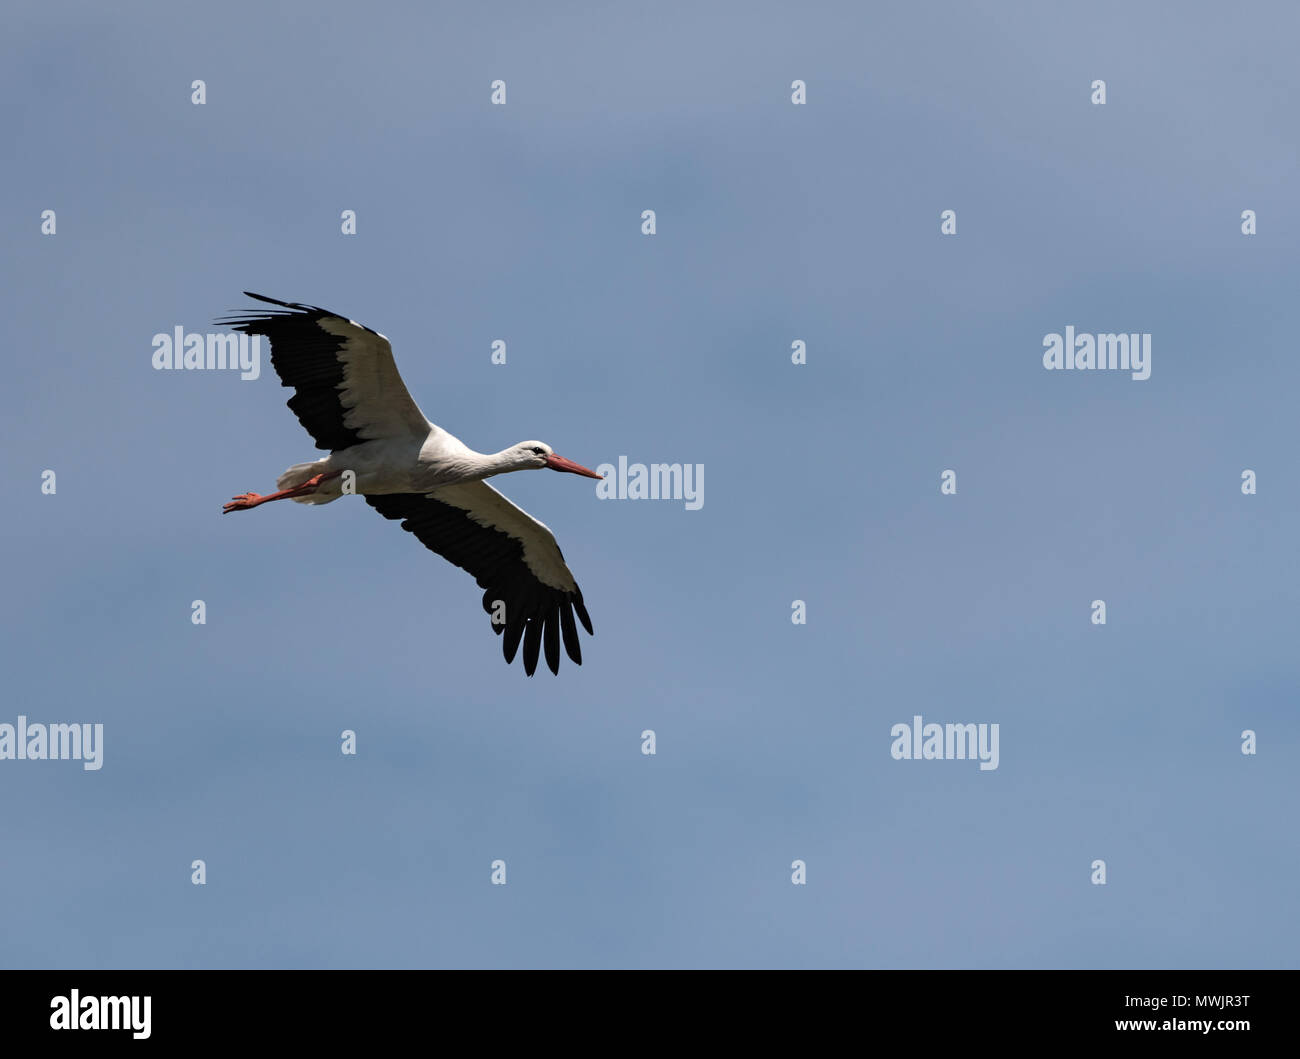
510;441;604;479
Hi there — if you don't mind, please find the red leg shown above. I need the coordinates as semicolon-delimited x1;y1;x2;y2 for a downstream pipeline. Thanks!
222;471;343;514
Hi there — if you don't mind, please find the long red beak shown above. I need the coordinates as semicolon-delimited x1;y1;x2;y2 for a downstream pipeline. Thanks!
545;454;604;479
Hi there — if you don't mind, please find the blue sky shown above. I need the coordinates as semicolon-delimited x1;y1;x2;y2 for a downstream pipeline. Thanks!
2;1;1297;968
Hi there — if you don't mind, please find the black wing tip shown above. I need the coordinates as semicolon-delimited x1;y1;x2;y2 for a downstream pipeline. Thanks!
542;612;561;675
574;597;594;636
373;495;593;677
243;290;288;305
213;293;329;326
559;601;582;667
242;291;317;312
483;586;590;674
522;618;544;677
225;292;383;339
503;621;524;664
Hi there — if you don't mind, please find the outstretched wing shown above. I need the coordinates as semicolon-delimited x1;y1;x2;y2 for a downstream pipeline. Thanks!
365;481;594;676
218;292;430;451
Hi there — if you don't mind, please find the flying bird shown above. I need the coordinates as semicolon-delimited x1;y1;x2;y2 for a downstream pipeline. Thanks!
218;293;602;675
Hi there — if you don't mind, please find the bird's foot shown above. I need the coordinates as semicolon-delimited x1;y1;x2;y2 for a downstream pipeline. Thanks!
223;493;264;514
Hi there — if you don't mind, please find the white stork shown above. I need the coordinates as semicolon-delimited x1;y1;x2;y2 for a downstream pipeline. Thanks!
218;292;602;676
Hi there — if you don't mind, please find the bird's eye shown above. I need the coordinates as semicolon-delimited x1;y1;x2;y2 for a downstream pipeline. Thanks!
530;447;545;455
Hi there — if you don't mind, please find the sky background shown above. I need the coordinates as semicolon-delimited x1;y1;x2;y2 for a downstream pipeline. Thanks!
2;1;1297;968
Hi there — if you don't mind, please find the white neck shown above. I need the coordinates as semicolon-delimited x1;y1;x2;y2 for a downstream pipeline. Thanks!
465;448;530;479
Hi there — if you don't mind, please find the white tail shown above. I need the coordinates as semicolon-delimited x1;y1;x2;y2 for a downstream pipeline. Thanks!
276;460;338;504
